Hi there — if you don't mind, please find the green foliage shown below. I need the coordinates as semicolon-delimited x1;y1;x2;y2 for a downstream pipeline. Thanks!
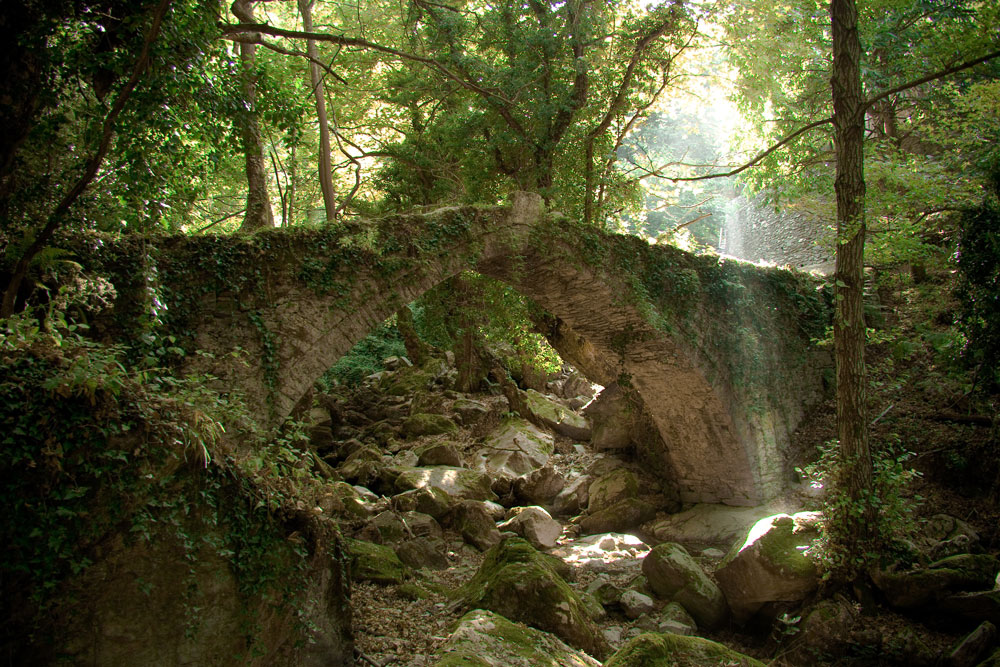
799;437;922;575
0;311;330;651
319;322;407;388
956;166;1000;391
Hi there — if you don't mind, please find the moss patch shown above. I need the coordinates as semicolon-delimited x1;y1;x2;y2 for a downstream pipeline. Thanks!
430;609;600;667
604;632;766;666
345;538;407;584
459;538;608;659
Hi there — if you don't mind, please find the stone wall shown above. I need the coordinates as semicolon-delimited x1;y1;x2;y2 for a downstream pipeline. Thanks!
723;195;834;271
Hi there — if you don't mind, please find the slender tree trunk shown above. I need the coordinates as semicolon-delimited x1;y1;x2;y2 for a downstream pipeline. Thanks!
298;0;337;221
232;0;274;233
830;0;876;554
287;143;296;227
396;304;430;367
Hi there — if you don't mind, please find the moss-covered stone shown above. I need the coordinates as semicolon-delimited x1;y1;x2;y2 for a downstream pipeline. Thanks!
430;610;601;667
604;632;766;667
524;389;591;440
579;498;654;536
413;441;463;467
641;542;728;630
402;413;459;438
382;366;435;397
475;418;553;478
587;469;639;513
715;512;821;623
874;553;1000;610
459;538;609;659
345;538;407;584
391;485;453;518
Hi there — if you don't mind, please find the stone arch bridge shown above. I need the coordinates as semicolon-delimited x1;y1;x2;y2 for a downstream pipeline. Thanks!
96;193;830;506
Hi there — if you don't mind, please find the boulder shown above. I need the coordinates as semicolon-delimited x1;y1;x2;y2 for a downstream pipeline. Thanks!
873;553;1000;610
499;506;563;550
390;486;453;519
475;418;553;479
395;537;449;571
620;590;656;620
413;442;463;467
381;364;435;396
409;392;444;416
318;482;373;519
401;413;458;438
452;398;490;425
523;389;592;440
583;384;634;450
949;621;997;667
513;464;567;507
603;633;766;667
429;609;601;667
345;539;407;584
657;602;697;635
552;475;590;517
579;498;654;536
919;513;982;559
394;466;497;502
940;591;1000;627
587;576;624;607
784;597;861;662
715;512;822;623
587;469;639;513
649;503;778;551
641;542;728;630
451;500;503;551
459;537;610;659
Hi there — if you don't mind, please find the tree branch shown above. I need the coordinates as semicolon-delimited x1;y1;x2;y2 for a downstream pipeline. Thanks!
863;48;1000;111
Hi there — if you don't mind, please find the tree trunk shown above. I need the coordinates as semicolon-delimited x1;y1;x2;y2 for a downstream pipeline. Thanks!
830;0;876;554
232;0;274;233
298;0;337;221
396;304;430;367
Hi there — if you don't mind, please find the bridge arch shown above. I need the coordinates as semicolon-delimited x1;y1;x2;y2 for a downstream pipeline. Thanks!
153;193;827;505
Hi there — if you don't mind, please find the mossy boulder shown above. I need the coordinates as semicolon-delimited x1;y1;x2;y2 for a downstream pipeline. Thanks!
319;481;372;519
579;498;654;536
641;542;728;630
382;365;435;397
402;413;459;438
587;469;639;513
345;539;407;584
475;418;553;478
604;633;766;666
459;537;609;659
453;398;490;425
524;389;591;440
394;466;497;502
451;500;503;551
413;441;464;467
391;485;454;519
430;610;601;667
715;512;821;623
873;553;1000;610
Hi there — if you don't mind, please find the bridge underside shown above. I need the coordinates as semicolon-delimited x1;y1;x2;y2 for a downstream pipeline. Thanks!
93;194;829;505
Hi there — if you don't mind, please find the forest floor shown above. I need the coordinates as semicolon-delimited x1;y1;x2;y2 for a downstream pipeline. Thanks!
339;266;998;666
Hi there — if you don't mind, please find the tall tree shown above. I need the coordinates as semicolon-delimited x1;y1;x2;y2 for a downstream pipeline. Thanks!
297;0;337;221
829;0;876;560
231;0;275;232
